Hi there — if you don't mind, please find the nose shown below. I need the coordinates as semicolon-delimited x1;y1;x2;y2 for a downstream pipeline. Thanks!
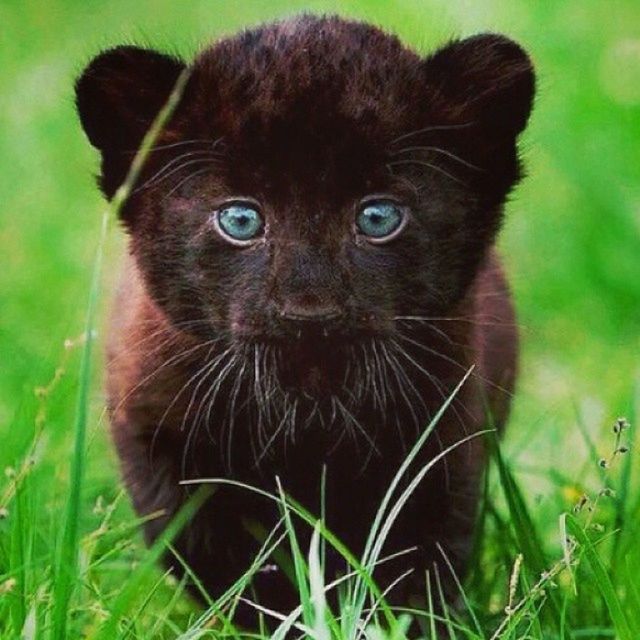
278;295;343;324
273;244;346;326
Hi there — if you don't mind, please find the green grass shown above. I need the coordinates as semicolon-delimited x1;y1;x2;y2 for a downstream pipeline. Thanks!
1;0;639;637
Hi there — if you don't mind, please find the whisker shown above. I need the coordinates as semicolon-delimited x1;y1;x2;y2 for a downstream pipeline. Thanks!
161;166;216;202
387;159;466;185
224;351;249;471
286;397;300;444
390;146;482;172
150;343;226;457
392;337;474;429
378;343;415;453
389;122;474;147
393;317;456;347
127;138;213;154
333;396;380;471
178;346;235;433
110;338;219;424
133;151;221;194
394;314;520;329
107;319;214;365
177;350;233;476
383;341;451;486
203;350;241;443
255;398;295;467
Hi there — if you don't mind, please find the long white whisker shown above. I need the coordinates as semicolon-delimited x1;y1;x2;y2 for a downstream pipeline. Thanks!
387;159;465;185
389;122;474;147
133;150;220;193
391;145;482;172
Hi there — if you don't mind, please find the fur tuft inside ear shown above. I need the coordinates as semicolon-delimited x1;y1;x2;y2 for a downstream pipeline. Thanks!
424;34;535;138
75;46;185;154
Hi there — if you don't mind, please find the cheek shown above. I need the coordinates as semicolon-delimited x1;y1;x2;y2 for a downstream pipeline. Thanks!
223;251;273;332
349;234;441;313
348;245;405;306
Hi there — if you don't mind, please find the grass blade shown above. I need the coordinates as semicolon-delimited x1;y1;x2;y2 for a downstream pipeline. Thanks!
612;399;636;573
276;477;313;628
488;433;563;625
426;570;437;640
566;514;633;640
94;487;209;640
50;207;107;640
436;542;484;639
351;367;475;628
50;67;191;640
176;519;287;640
182;477;399;632
308;522;331;640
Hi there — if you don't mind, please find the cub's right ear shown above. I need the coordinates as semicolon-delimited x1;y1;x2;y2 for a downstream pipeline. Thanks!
75;46;185;155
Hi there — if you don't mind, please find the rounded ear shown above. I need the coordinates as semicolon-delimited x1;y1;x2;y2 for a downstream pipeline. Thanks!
424;34;535;138
75;45;185;154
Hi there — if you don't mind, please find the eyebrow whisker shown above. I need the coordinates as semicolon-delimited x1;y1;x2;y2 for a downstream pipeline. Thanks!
389;122;475;147
390;145;483;172
387;159;466;185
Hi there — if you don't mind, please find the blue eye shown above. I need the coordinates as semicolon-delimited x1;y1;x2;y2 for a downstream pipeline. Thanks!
216;203;264;244
356;200;406;241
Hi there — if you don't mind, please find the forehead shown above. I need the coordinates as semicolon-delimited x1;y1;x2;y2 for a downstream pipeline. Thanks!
188;17;420;165
184;17;424;199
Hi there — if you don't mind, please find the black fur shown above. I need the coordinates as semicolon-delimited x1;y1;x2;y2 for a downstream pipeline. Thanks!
75;15;534;626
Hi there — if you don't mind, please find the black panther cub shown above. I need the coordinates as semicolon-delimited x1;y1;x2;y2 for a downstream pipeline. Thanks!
75;14;533;621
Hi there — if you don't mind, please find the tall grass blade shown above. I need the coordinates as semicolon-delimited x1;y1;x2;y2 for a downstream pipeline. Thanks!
488;434;563;624
436;542;484;639
354;428;493;633
433;564;457;640
426;570;437;640
50;206;107;640
271;548;416;640
9;483;27;634
572;401;607;484
612;396;636;572
357;567;414;639
95;487;209;640
566;514;633;640
50;67;191;640
559;513;576;594
351;367;475;628
176;518;286;639
276;477;313;627
309;522;330;640
117;568;173;640
244;517;296;586
181;476;399;631
624;557;640;636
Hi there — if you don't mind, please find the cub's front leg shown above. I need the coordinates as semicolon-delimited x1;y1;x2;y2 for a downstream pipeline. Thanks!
110;421;298;619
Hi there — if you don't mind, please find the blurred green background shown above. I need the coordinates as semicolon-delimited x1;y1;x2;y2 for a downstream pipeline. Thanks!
0;0;639;586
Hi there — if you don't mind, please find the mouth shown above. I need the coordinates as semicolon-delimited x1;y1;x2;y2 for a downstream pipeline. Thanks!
274;333;352;398
237;314;389;404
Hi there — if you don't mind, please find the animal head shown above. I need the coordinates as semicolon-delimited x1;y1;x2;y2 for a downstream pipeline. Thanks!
76;15;534;398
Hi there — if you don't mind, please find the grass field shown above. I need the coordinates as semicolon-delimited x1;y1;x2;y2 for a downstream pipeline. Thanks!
1;0;639;637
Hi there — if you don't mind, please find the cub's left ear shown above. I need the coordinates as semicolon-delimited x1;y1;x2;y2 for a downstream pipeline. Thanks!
75;45;185;155
424;34;535;138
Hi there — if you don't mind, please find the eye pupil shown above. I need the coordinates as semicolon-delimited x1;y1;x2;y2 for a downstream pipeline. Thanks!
217;204;264;243
356;201;405;241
